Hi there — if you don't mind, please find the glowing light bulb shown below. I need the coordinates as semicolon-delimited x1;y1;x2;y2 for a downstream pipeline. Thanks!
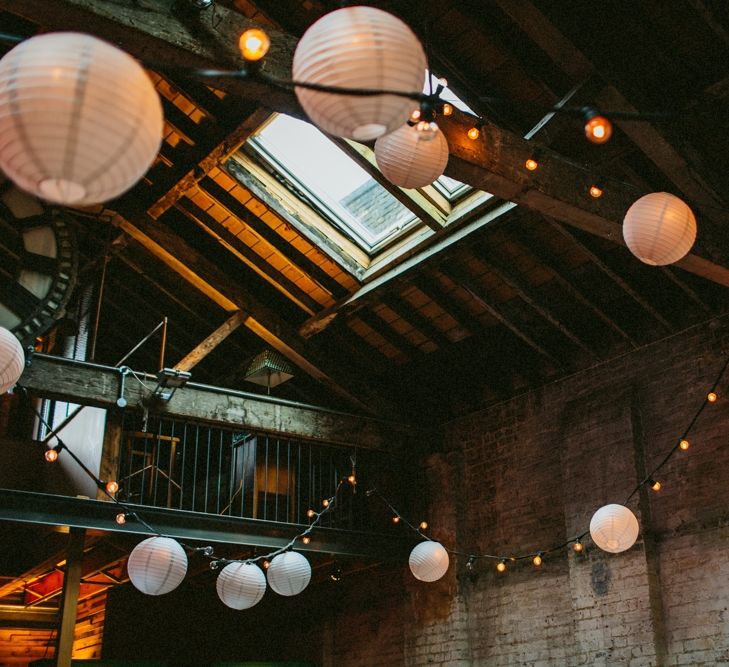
707;392;717;403
679;439;690;451
419;521;428;530
525;157;538;171
415;120;438;141
650;479;662;492
496;560;506;573
348;474;356;484
44;448;58;462
410;108;421;122
307;508;315;518
392;515;401;524
115;512;126;525
302;536;311;545
467;126;480;140
589;184;604;198
584;114;613;144
322;498;330;508
533;553;543;567
442;103;453;116
105;480;119;494
572;540;583;553
262;559;270;569
239;28;270;62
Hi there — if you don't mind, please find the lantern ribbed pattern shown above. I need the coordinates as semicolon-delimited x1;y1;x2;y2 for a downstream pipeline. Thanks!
216;562;267;610
0;32;163;206
622;192;697;266
0;327;24;394
590;504;640;554
266;551;311;596
375;124;449;188
127;537;188;596
409;540;449;582
292;7;426;141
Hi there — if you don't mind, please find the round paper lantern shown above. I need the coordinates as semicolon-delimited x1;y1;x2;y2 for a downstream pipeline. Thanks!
216;562;267;610
127;537;188;595
622;192;697;266
266;551;311;596
409;540;449;582
292;7;426;141
0;327;24;394
0;32;163;206
590;504;640;554
375;123;449;188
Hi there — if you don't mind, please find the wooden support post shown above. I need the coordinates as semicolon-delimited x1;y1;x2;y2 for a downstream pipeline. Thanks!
174;311;246;372
54;527;85;667
96;411;124;502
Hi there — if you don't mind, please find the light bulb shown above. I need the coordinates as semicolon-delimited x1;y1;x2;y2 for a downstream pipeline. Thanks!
115;512;126;525
650;479;662;492
307;508;315;518
679;439;690;451
496;560;506;573
44;448;58;462
442;103;453;116
584;114;613;144
533;553;543;567
525;157;539;171
410;108;421;122
572;540;583;553
262;559;270;569
239;28;270;62
322;498;330;508
589;184;604;198
302;536;311;545
467;126;480;140
415;120;438;141
106;480;119;494
392;515;401;524
419;521;428;530
707;392;717;403
347;474;356;484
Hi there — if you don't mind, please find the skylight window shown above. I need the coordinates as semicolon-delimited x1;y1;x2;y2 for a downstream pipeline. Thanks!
248;114;418;252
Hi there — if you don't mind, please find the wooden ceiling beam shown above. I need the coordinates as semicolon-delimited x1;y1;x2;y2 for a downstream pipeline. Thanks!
380;293;454;351
174;311;246;372
107;209;388;415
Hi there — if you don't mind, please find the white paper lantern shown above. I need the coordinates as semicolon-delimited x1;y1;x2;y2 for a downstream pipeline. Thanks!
216;562;267;610
622;192;697;266
127;537;188;595
590;504;640;554
0;32;163;206
409;540;449;582
375;123;449;188
292;7;427;141
0;327;24;395
266;551;311;596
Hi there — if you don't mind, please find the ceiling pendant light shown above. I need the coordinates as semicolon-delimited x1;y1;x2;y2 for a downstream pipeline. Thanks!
0;32;163;206
409;540;449;582
589;504;639;554
375;123;449;189
622;192;697;266
292;6;427;141
0;327;24;394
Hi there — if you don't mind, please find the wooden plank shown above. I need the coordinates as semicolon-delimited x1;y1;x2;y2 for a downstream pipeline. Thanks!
55;527;85;667
19;354;406;449
174;311;246;372
96;411;124;502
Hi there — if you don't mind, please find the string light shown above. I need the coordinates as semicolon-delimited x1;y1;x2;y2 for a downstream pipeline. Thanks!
583;109;613;144
238;28;270;62
301;536;311;545
467;126;481;140
262;559;270;569
465;556;476;573
442;103;453;116
532;553;543;567
115;512;131;525
44;447;59;462
419;521;428;530
105;480;119;495
348;474;356;484
322;498;330;508
307;508;316;518
680;439;690;451
649;478;662;492
707;391;717;403
496;560;507;573
392;515;401;524
525;157;539;171
589;183;604;198
572;540;583;553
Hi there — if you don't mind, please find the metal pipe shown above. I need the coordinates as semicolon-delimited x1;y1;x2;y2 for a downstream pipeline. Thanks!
89;254;109;362
159;316;168;371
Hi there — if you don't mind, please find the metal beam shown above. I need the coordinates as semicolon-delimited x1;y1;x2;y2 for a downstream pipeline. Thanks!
19;354;405;450
0;489;414;560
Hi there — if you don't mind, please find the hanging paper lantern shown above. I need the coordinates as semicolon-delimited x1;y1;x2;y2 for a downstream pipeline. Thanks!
0;327;24;394
590;504;640;554
216;562;267;610
127;537;188;595
266;551;311;596
0;32;163;206
375;123;449;189
292;7;427;141
409;540;449;582
622;192;697;266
